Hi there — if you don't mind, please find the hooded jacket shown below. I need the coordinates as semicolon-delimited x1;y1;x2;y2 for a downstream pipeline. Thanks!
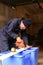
0;18;32;52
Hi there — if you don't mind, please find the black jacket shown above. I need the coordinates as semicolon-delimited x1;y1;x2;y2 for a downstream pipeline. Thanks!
0;18;30;52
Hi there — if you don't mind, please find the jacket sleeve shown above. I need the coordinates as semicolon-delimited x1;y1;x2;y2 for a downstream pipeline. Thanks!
21;30;28;45
22;36;28;45
4;19;18;39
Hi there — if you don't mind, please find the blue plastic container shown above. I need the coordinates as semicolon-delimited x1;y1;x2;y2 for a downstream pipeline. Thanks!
13;51;31;65
0;50;31;65
25;47;39;65
0;47;39;65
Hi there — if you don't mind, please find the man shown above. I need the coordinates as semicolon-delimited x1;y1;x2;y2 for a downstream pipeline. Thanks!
0;18;32;52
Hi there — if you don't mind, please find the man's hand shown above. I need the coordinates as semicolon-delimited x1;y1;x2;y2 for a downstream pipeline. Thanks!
16;37;22;43
26;44;32;49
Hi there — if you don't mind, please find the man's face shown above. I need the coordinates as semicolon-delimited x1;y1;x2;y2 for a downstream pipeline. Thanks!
20;21;26;30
